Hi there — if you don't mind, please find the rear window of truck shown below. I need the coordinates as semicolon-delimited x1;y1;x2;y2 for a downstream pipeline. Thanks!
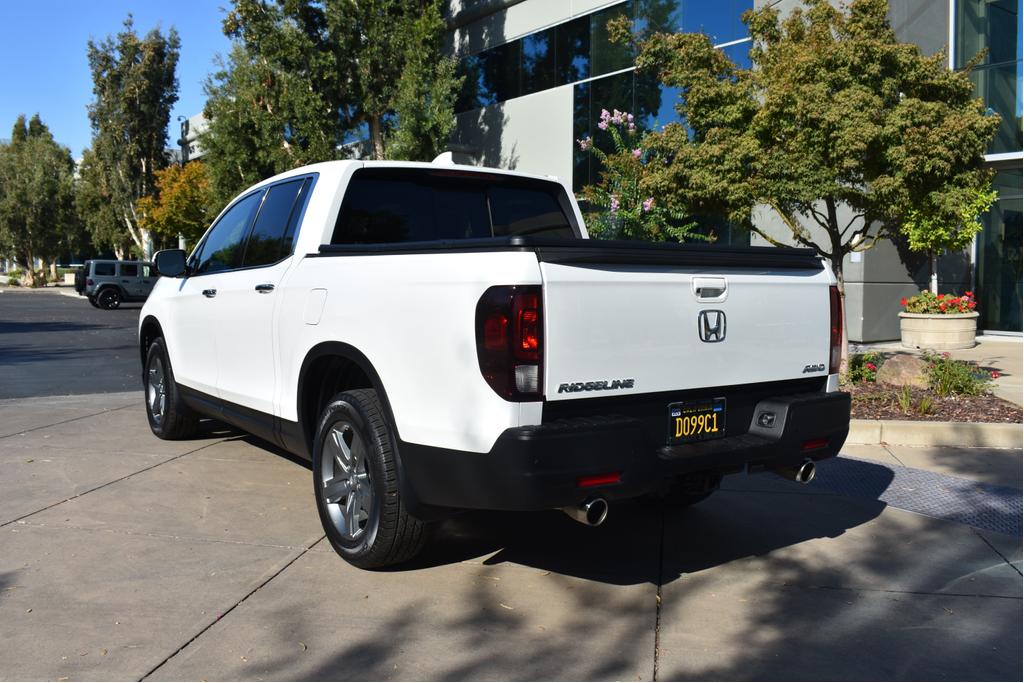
330;168;577;245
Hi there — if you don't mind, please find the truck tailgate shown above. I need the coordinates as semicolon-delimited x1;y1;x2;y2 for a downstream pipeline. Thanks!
540;253;833;400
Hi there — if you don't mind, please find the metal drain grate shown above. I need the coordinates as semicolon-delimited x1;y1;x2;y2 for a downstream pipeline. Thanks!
800;456;1022;536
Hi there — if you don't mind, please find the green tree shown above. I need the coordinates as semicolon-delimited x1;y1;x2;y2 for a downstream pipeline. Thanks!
137;161;216;249
614;0;998;297
0;115;77;286
385;7;464;162
83;16;180;258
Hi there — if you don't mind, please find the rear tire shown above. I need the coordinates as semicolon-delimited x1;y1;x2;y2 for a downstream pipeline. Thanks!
98;288;121;310
312;389;429;569
144;338;198;439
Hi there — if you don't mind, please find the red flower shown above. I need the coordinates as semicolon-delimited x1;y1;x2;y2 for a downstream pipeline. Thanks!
900;297;908;306
991;371;1000;379
937;294;945;300
942;352;951;359
968;301;976;309
939;302;947;311
866;363;877;371
965;291;973;297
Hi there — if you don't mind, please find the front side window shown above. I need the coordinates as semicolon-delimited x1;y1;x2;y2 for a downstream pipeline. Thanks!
331;169;577;245
242;179;307;268
120;263;138;277
195;192;263;274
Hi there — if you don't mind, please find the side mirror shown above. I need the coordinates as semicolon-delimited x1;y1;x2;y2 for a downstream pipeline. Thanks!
153;249;188;278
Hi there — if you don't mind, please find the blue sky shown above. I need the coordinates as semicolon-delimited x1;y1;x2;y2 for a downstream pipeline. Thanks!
0;1;232;157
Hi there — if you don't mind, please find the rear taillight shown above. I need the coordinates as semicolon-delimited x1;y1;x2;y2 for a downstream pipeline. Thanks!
475;285;543;401
829;285;842;374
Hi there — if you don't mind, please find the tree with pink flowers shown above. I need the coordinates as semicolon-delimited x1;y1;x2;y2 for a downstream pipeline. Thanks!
576;108;709;242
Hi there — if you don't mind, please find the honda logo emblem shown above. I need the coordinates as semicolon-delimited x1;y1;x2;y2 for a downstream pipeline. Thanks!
698;310;726;343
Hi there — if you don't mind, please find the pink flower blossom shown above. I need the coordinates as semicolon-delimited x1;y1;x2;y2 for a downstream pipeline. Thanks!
610;196;620;213
632;148;642;159
597;120;608;130
628;122;636;131
600;109;610;120
991;371;1000;379
577;137;591;151
642;197;654;212
627;113;634;122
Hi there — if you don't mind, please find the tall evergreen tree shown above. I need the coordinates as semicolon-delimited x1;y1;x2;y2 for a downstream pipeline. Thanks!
0;115;78;286
201;0;461;205
82;16;180;258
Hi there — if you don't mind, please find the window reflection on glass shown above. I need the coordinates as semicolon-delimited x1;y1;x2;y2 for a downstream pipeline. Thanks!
590;1;634;77
955;0;1022;154
679;0;752;46
522;29;555;95
555;16;590;84
976;168;1023;332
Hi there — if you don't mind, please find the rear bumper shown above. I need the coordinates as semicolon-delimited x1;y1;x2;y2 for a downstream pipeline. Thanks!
399;390;850;512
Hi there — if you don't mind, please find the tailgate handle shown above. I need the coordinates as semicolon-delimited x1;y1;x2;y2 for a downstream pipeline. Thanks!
692;277;727;301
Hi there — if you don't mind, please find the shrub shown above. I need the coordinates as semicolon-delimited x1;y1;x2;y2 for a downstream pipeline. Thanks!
923;351;992;397
845;352;881;383
901;290;977;314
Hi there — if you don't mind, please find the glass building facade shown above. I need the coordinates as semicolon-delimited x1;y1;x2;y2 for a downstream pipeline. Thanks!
450;0;1023;335
955;0;1023;331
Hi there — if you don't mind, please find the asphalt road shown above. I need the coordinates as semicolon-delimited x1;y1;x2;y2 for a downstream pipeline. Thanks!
0;288;142;398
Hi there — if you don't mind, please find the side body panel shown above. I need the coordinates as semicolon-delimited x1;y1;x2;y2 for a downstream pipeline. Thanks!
276;250;544;453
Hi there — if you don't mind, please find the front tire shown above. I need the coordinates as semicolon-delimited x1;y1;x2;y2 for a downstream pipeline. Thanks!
98;288;121;310
312;389;428;569
144;338;198;439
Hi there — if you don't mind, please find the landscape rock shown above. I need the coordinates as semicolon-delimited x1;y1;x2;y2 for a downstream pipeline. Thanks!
876;354;929;389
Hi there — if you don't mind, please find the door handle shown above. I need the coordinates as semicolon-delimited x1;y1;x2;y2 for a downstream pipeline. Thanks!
255;283;275;293
202;289;217;298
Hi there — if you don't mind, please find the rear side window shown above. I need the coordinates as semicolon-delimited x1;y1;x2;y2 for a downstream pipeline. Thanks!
93;263;114;276
243;179;307;267
195;191;263;274
331;168;576;244
120;263;138;277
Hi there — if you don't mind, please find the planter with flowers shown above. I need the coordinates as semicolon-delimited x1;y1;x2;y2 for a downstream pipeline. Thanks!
899;291;979;350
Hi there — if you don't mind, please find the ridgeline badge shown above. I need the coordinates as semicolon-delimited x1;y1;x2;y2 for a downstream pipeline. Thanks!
557;379;635;394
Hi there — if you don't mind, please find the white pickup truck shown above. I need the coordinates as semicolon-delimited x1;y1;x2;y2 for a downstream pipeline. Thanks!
141;160;850;568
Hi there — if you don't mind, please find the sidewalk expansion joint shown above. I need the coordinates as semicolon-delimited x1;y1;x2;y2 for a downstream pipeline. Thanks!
0;401;137;440
0;439;228;529
139;534;326;682
807;584;1021;600
975;530;1023;577
652;507;665;682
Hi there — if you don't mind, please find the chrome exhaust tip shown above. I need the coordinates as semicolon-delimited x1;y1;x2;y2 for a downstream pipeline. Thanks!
776;459;816;484
561;497;609;526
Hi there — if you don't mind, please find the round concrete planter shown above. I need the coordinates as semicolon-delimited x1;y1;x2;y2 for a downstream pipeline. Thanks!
898;311;978;350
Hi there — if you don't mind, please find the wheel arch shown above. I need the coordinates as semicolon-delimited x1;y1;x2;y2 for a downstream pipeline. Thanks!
296;342;444;520
296;342;396;455
139;316;164;371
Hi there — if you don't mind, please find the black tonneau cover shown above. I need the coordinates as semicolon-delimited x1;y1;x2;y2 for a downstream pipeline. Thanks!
316;236;824;271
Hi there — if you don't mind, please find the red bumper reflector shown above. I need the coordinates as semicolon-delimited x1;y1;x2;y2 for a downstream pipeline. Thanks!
802;438;829;451
577;473;621;488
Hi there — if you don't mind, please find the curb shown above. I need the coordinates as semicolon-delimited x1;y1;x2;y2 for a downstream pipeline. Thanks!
848;419;1022;448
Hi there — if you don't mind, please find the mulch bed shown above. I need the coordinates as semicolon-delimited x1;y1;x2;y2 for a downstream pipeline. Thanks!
846;382;1023;423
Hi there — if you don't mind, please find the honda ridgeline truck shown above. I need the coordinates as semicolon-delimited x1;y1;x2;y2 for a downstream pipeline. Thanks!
140;160;850;568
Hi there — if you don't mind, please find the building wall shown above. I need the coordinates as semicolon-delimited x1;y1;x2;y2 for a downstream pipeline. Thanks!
451;84;575;180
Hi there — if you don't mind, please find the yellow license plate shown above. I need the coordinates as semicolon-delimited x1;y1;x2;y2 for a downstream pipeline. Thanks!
667;398;726;444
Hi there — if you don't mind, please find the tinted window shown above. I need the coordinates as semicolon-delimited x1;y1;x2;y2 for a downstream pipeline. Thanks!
522;30;554;95
120;263;138;277
331;169;576;244
196;192;262;274
93;262;114;276
243;179;306;267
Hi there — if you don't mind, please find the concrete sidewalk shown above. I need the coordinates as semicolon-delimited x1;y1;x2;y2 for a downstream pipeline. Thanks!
1;392;1020;681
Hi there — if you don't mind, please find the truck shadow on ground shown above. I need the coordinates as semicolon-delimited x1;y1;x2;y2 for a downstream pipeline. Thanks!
403;461;895;588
